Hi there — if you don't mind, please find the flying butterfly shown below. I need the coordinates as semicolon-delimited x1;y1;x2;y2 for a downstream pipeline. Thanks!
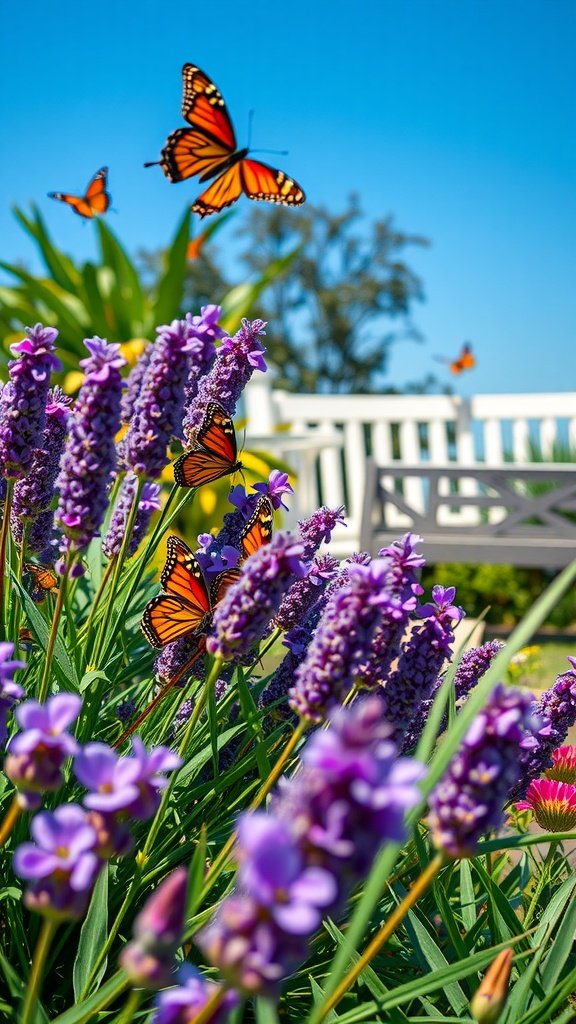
48;167;111;219
210;495;274;604
174;402;242;489
25;563;59;602
141;538;212;648
145;63;306;217
435;343;476;375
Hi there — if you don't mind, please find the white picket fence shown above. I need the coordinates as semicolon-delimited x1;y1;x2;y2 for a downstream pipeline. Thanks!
243;377;576;561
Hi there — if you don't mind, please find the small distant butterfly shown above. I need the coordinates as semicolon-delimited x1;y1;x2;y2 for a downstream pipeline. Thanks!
25;563;59;602
174;402;242;489
48;167;110;219
435;343;476;375
141;538;212;648
145;63;306;217
18;627;35;648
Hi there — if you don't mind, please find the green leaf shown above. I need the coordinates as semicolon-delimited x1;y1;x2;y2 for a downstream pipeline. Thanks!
12;205;82;293
254;997;281;1024
80;262;114;338
405;908;468;1014
187;825;208;915
50;970;128;1024
152;207;191;326
0;262;90;337
96;219;147;335
73;867;109;1000
459;860;477;937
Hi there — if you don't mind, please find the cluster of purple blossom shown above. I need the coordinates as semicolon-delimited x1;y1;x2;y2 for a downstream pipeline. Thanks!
0;310;269;572
1;668;180;920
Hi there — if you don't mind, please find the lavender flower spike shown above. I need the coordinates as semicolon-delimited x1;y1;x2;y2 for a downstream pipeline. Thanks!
289;559;394;724
0;323;60;479
429;683;546;858
56;338;126;557
5;693;81;808
124;318;198;478
102;473;162;559
382;585;464;749
184;318;267;438
207;533;307;663
180;305;224;439
298;505;347;561
121;867;188;988
11;386;71;553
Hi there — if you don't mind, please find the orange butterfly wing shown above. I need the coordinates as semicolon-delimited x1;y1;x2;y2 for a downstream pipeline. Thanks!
25;563;59;594
141;537;211;647
240;496;274;559
210;567;242;606
192;159;305;218
181;64;237;149
48;167;110;219
173;403;241;488
450;344;476;374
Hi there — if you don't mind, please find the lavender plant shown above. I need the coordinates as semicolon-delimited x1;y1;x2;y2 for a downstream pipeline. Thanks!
0;311;574;1024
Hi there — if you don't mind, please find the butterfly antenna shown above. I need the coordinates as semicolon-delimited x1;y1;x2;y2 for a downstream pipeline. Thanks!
251;148;289;156
144;160;160;168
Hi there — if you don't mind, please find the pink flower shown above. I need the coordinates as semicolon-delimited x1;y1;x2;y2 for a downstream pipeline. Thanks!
516;778;576;831
544;744;576;784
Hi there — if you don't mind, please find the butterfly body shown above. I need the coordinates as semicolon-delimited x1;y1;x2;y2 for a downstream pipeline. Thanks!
174;402;242;489
48;167;110;219
147;64;305;217
25;563;59;601
435;343;476;375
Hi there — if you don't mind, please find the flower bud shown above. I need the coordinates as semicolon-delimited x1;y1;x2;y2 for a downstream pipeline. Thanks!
470;948;513;1024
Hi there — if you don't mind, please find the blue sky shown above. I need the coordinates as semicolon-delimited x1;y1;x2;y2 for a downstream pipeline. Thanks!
1;0;575;395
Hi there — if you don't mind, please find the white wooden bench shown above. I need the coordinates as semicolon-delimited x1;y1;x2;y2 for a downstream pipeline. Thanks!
360;461;576;567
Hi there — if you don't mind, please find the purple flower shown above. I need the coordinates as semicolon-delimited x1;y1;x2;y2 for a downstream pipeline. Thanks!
381;585;465;748
121;867;188;989
11;386;71;552
124;318;198;478
289;560;395;724
0;641;26;747
509;657;576;800
5;693;81;807
121;737;182;820
274;554;339;633
75;742;142;814
207;534;307;662
155;635;206;685
404;639;506;750
102;474;162;559
0;323;60;479
13;803;100;919
153;966;237;1024
185;318;267;435
429;683;546;858
237;814;337;933
297;505;347;560
181;306;224;442
56;338;126;556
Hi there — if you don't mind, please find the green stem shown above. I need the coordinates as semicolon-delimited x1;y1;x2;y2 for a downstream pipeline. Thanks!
81;556;116;656
11;521;29;649
523;841;559;929
311;854;445;1023
90;476;146;667
0;794;21;849
21;918;58;1024
114;988;143;1024
38;550;74;702
0;478;14;641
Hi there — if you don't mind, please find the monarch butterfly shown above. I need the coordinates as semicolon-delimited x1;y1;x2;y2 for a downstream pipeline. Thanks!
435;343;476;375
25;563;59;600
210;496;274;604
145;64;306;217
174;402;242;488
141;538;212;648
48;167;111;219
141;497;274;647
